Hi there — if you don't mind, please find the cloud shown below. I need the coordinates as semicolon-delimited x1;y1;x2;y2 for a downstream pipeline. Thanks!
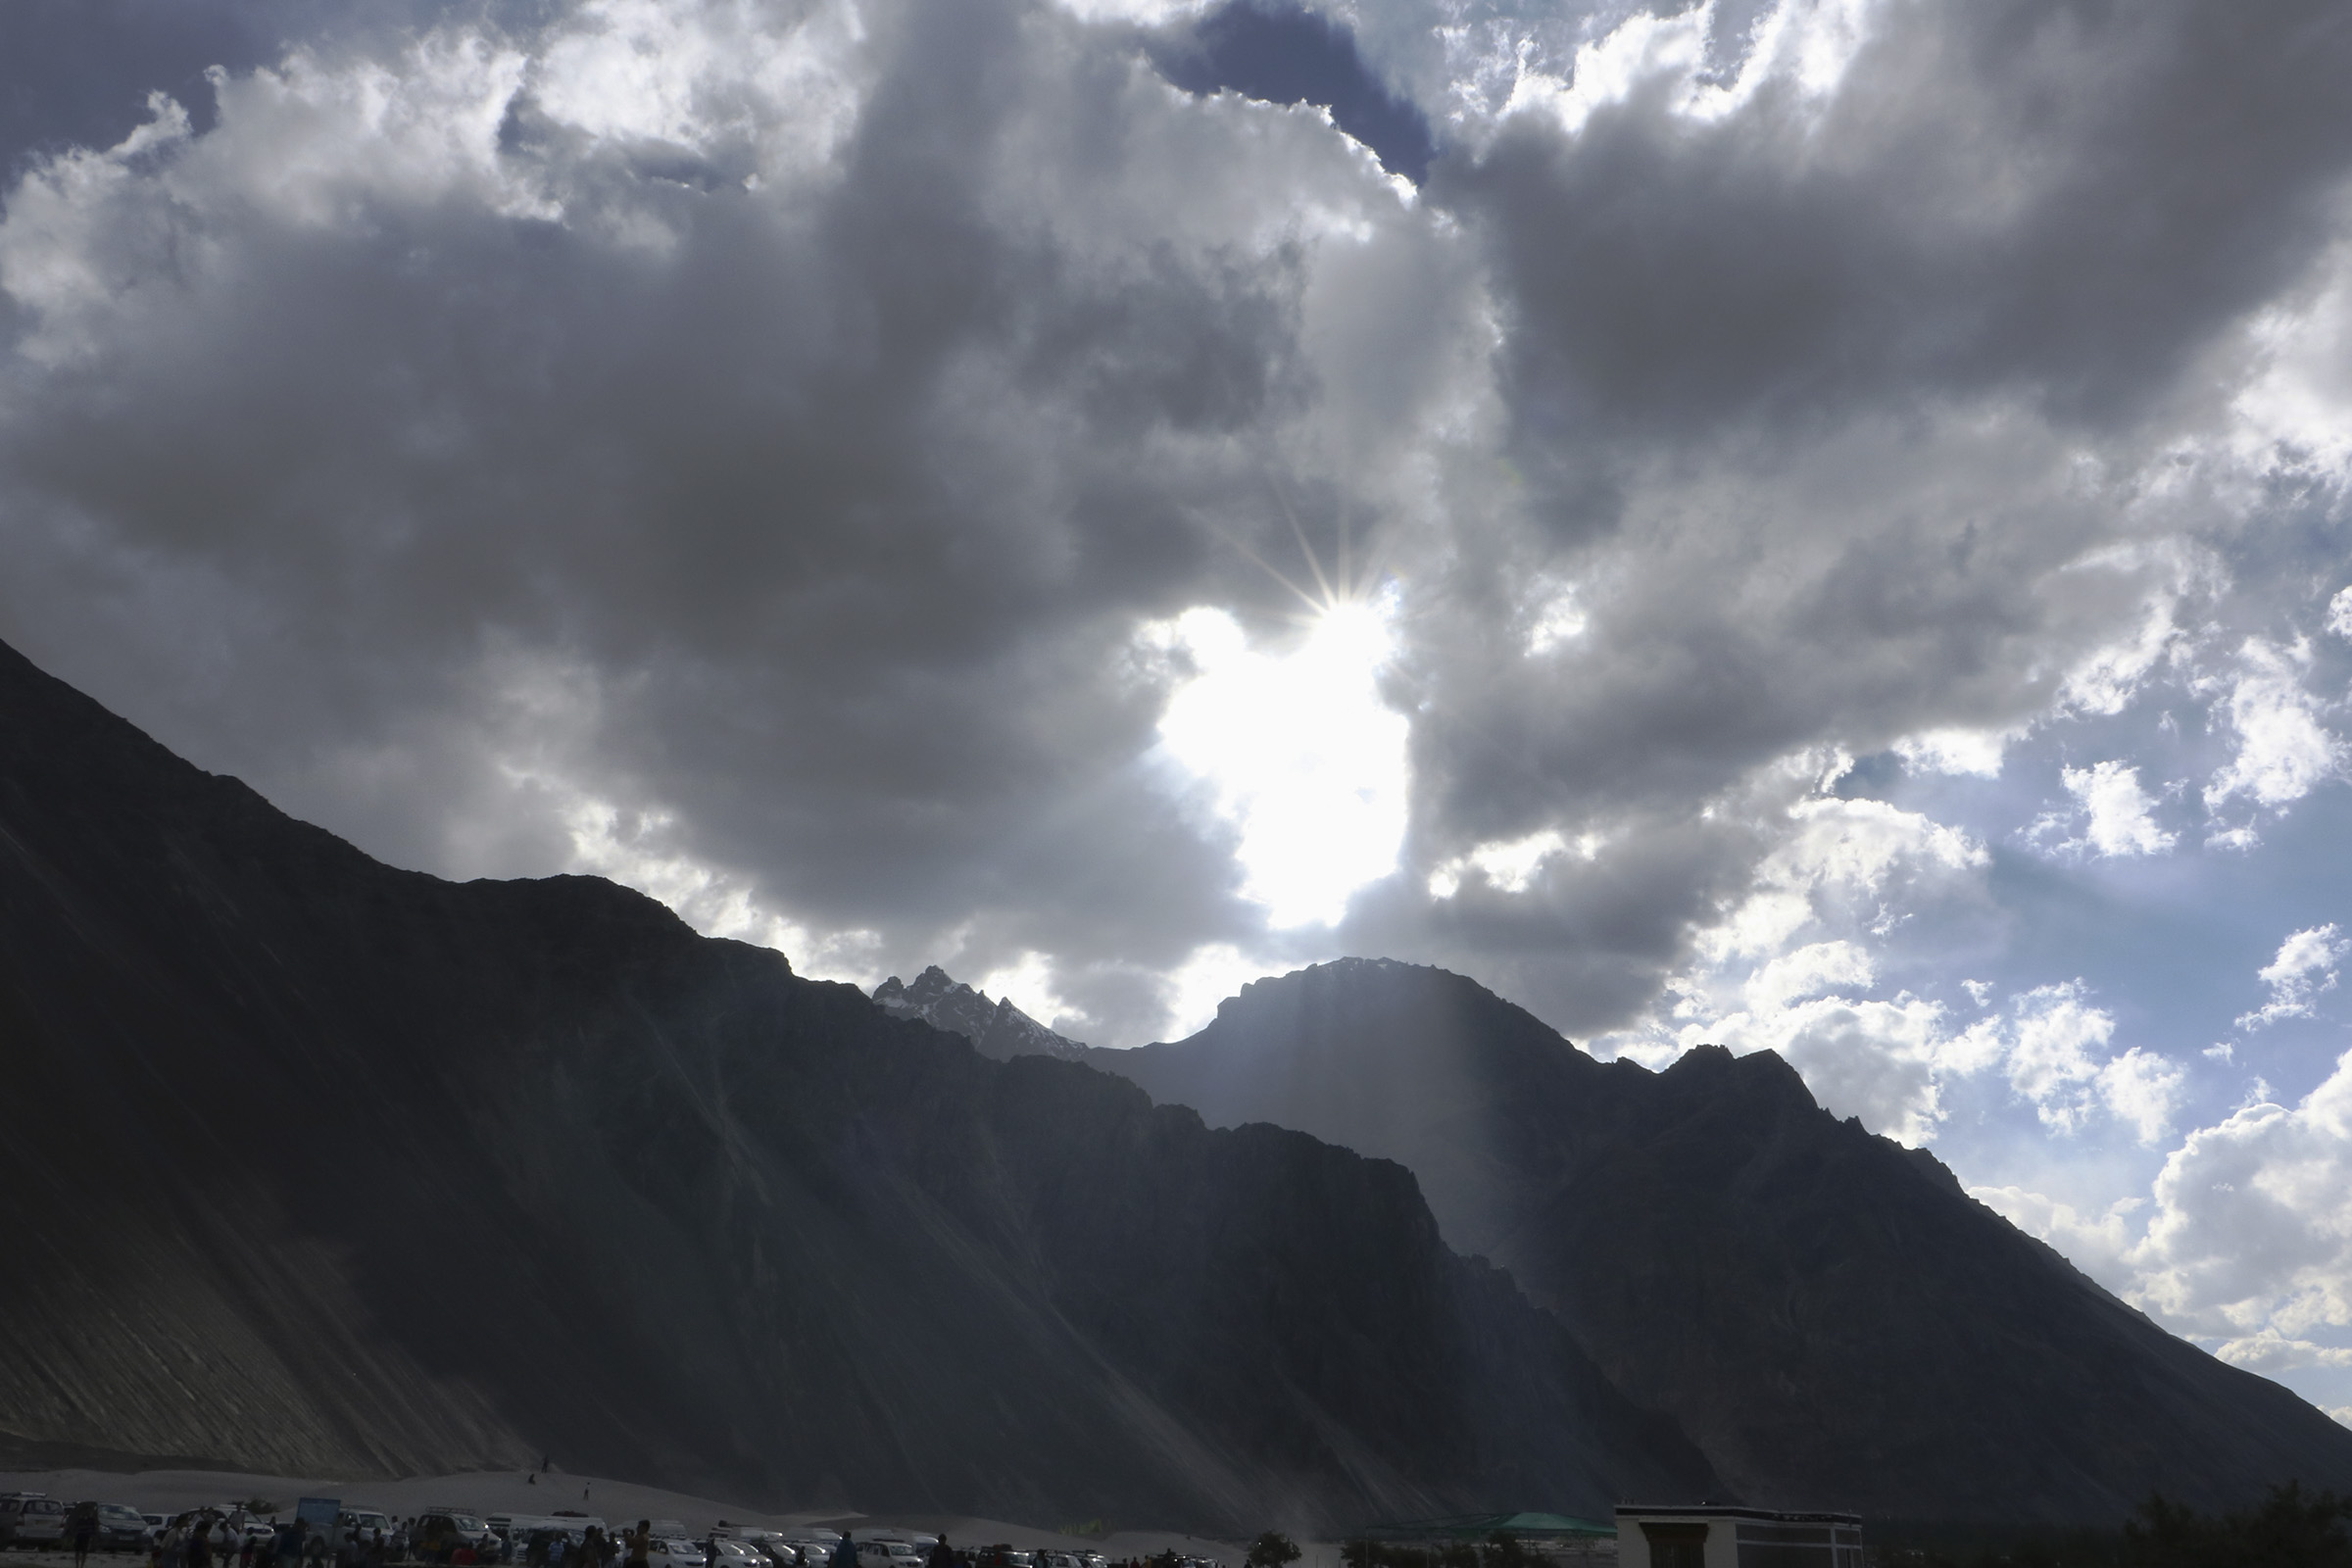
0;0;1494;1043
2237;924;2348;1030
1970;1185;2142;1294
2204;637;2345;811
1895;726;2013;779
4;0;2352;1086
2133;1049;2352;1340
2051;759;2176;858
2212;1330;2352;1374
1999;982;2182;1143
1426;825;1597;899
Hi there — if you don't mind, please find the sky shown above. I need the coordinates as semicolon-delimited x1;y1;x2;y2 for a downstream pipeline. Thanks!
3;0;2352;1418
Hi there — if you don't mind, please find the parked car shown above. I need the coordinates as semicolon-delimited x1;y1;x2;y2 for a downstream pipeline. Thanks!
854;1541;923;1568
3;1496;69;1548
337;1511;395;1552
707;1542;764;1568
85;1503;153;1550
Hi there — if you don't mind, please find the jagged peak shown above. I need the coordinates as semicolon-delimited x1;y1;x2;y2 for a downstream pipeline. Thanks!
871;963;1087;1058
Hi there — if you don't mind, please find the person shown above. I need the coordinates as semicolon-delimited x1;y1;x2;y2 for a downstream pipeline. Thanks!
190;1520;216;1568
829;1540;855;1568
626;1523;651;1568
70;1502;98;1568
928;1540;952;1568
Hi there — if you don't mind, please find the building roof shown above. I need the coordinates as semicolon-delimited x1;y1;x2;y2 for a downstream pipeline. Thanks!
1614;1507;1862;1527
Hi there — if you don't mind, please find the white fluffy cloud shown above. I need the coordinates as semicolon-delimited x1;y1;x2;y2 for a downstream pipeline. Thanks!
1994;983;2184;1146
2238;924;2348;1030
2047;759;2176;858
1991;1051;2352;1377
2137;1050;2352;1338
2204;637;2345;813
1607;783;2180;1147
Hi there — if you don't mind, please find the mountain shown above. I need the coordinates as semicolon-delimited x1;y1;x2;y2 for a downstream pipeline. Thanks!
1081;957;2352;1524
872;966;1086;1061
0;640;1717;1531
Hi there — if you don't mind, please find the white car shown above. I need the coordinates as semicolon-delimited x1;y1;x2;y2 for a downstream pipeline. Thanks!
337;1512;395;1551
4;1498;68;1549
854;1542;924;1568
650;1539;707;1568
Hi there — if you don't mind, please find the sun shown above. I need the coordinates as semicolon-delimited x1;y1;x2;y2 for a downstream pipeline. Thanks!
1152;589;1409;928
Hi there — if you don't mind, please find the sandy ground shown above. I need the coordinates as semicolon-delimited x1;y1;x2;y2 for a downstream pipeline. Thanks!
0;1470;1254;1567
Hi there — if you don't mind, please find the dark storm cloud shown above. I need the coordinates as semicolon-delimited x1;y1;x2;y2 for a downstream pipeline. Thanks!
12;0;2352;1396
0;0;1479;1039
3;0;2350;1057
1450;0;2352;452
1293;0;2352;1038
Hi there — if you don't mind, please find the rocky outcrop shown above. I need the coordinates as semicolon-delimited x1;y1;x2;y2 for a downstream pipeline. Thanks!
0;642;1714;1531
872;966;1086;1060
1085;957;2352;1523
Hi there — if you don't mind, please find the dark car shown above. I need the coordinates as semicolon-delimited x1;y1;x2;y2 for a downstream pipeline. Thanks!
88;1504;154;1551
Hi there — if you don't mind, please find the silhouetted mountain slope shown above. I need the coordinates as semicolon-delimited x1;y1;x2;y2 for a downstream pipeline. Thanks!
1084;958;2352;1523
0;642;1715;1530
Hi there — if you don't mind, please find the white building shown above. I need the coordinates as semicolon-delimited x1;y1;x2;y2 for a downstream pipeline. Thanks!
1614;1506;1862;1568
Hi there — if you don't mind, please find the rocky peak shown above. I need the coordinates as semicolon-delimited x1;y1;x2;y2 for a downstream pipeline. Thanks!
873;964;1087;1061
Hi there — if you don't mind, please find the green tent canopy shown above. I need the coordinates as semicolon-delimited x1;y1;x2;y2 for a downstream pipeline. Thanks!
1353;1513;1614;1542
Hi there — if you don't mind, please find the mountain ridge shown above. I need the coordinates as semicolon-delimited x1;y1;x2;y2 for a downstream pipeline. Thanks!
0;638;1713;1531
1076;956;2352;1522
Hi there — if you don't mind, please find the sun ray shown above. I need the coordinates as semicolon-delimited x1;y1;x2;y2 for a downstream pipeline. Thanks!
1193;512;1328;616
1265;469;1338;607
